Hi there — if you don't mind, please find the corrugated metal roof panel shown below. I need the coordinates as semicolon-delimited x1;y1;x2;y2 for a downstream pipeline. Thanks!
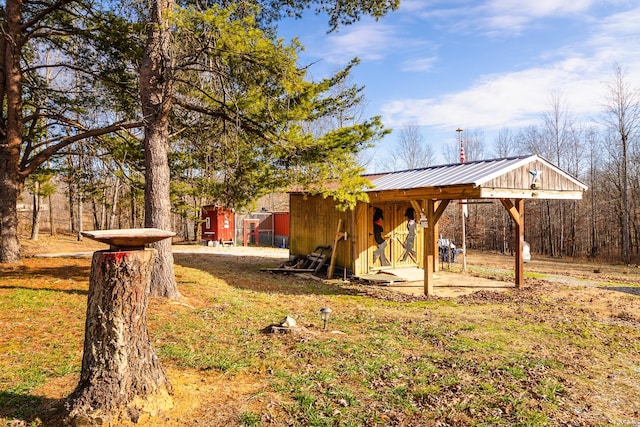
366;156;536;191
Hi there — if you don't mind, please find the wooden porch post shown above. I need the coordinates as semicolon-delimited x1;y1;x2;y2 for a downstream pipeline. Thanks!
432;206;440;273
410;200;427;271
514;198;524;288
421;199;451;295
424;199;436;295
500;198;525;288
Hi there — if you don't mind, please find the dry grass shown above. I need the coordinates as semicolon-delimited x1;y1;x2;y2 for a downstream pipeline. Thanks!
2;236;640;426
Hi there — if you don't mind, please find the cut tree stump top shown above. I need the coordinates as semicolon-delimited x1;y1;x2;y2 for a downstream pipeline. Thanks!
81;228;176;250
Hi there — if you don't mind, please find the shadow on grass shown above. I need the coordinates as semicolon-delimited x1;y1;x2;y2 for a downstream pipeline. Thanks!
173;253;362;297
602;286;640;297
0;264;90;296
0;391;66;426
0;285;87;296
0;263;91;282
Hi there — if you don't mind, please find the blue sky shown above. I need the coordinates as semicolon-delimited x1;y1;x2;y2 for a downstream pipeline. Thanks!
277;1;640;169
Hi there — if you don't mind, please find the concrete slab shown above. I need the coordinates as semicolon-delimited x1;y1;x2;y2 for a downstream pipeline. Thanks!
381;269;516;298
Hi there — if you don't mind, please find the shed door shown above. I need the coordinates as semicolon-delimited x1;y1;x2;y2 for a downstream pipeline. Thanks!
368;204;393;271
367;203;421;272
390;204;420;268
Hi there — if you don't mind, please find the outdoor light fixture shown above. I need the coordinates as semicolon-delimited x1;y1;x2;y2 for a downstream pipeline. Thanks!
319;307;332;331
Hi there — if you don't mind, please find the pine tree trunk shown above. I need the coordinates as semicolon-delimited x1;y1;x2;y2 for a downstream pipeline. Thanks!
0;0;25;264
65;249;172;425
140;0;179;298
92;199;100;230
0;171;22;263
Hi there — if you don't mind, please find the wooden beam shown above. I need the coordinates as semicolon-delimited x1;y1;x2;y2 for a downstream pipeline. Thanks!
366;187;584;203
410;200;426;270
433;199;450;223
500;198;521;222
431;201;444;273
423;199;437;295
409;200;423;215
481;188;584;200
351;208;357;277
368;185;482;202
514;199;524;288
500;198;524;288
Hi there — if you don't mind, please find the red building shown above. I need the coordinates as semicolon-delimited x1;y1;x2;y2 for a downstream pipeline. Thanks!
201;205;235;245
272;212;290;247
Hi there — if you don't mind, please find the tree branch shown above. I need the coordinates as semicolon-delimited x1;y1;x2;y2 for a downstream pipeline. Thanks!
21;0;77;33
19;120;144;177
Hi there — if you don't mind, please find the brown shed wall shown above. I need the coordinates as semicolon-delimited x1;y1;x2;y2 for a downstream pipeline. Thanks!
289;194;352;271
290;194;423;276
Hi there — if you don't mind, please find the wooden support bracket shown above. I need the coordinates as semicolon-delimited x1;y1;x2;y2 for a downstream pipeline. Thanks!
500;198;524;288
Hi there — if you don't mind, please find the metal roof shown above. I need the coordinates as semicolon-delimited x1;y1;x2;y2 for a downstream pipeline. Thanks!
365;154;587;192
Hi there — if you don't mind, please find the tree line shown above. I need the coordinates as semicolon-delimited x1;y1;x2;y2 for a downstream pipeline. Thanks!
391;67;639;265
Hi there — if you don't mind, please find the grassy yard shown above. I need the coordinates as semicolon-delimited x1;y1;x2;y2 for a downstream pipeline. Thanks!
1;237;640;426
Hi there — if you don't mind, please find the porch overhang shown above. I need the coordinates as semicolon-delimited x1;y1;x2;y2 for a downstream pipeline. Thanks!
364;155;588;295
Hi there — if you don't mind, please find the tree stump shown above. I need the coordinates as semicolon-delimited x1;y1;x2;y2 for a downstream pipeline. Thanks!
66;249;172;425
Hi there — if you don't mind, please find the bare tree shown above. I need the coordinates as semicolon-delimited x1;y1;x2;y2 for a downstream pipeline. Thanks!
543;92;574;168
389;122;435;170
543;92;575;257
493;128;520;157
443;128;485;163
602;63;640;264
584;126;602;257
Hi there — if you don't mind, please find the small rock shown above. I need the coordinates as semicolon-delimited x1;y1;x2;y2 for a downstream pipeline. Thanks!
280;316;297;328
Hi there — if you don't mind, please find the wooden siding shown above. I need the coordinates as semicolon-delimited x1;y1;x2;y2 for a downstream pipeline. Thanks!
290;194;424;276
482;162;583;191
353;202;368;275
289;194;352;271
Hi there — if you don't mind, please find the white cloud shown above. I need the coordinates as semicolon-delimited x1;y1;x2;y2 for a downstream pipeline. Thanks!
321;17;436;65
382;62;612;131
381;5;640;132
395;0;433;13
589;6;640;73
486;0;594;18
402;0;604;35
323;22;399;63
401;56;438;72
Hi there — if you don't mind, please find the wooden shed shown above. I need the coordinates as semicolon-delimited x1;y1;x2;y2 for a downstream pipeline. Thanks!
201;205;235;244
289;155;587;294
